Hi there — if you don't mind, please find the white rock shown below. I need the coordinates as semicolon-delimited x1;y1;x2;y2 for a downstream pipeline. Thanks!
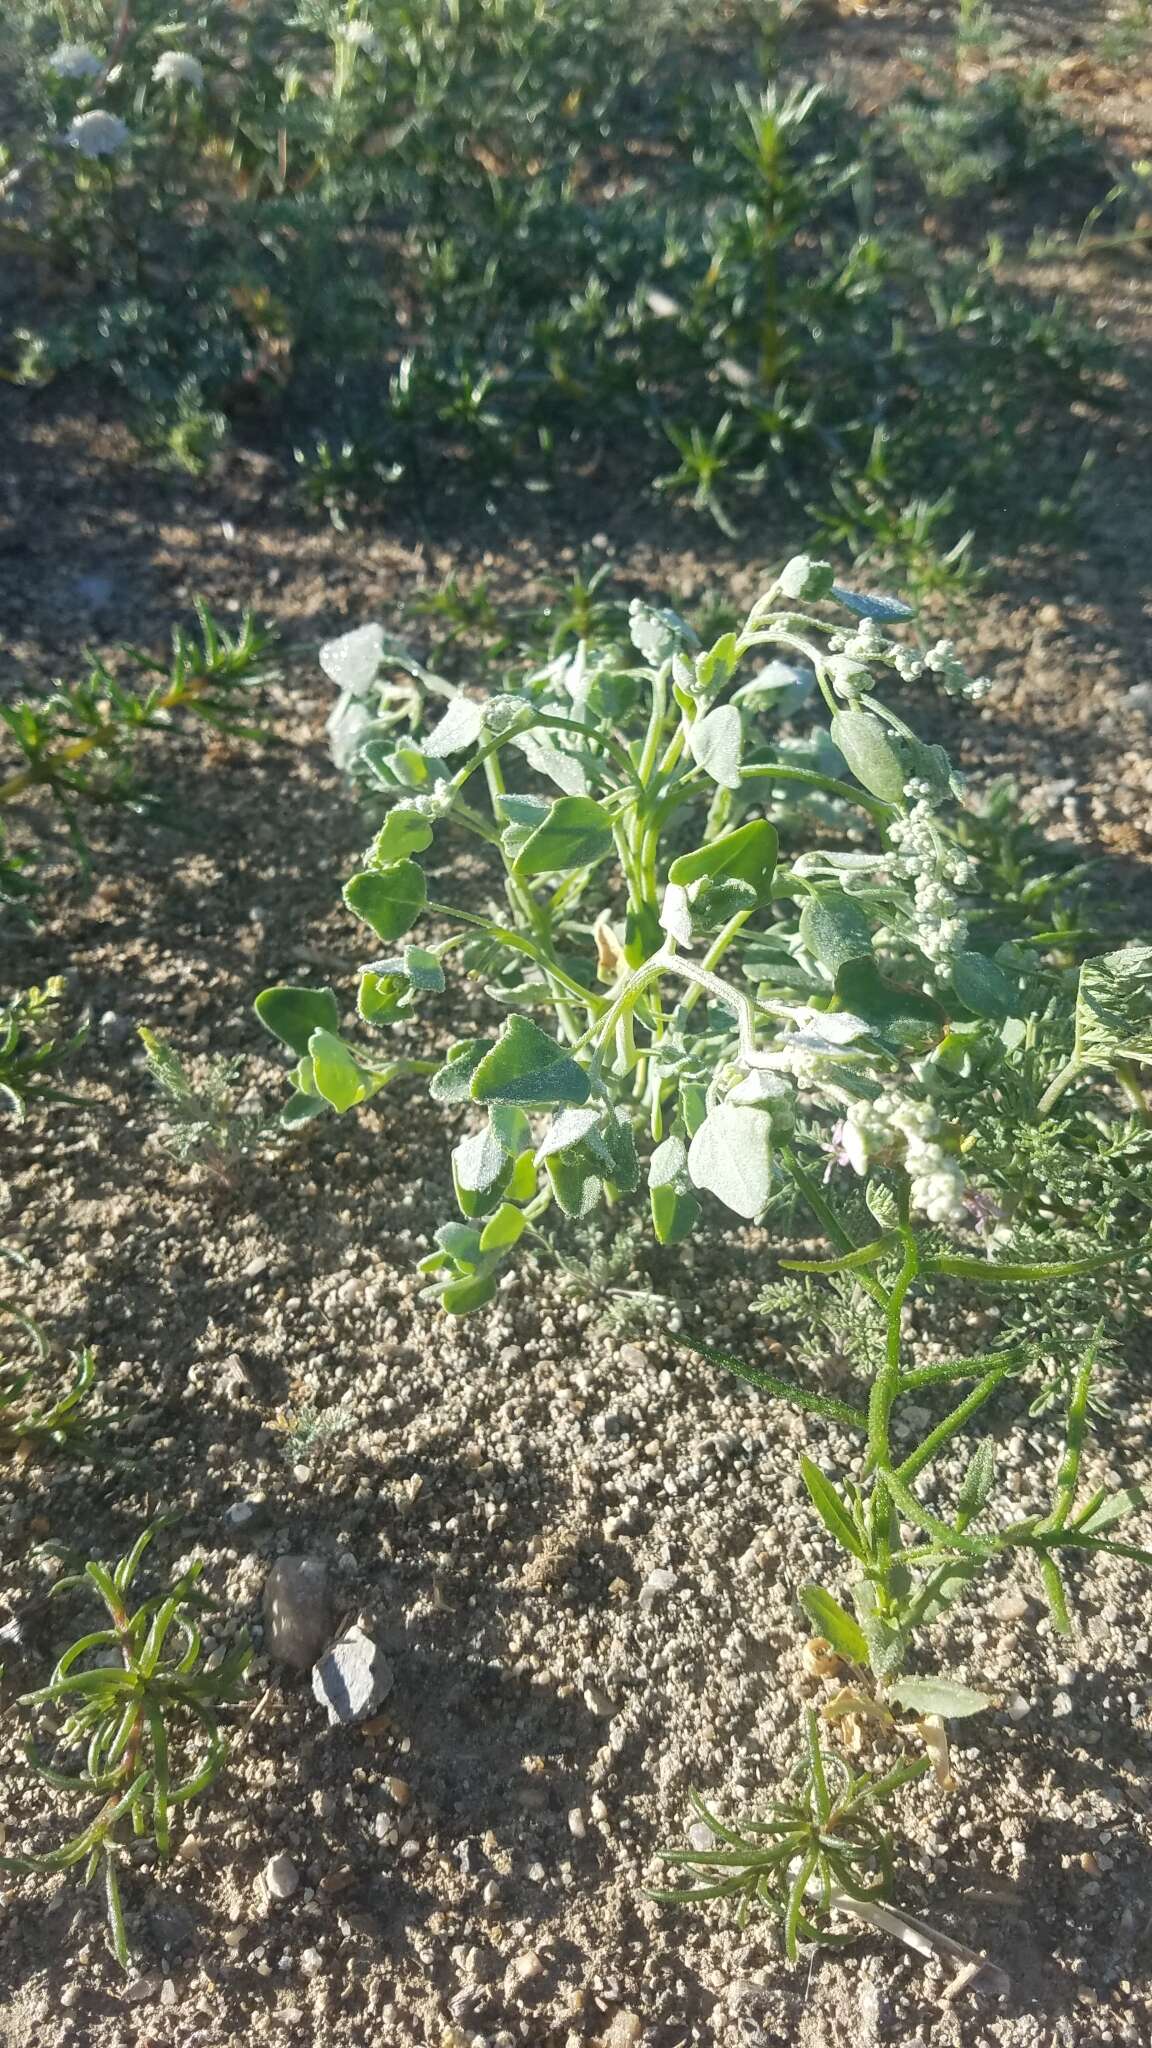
311;1627;393;1726
263;1853;300;1900
639;1568;676;1609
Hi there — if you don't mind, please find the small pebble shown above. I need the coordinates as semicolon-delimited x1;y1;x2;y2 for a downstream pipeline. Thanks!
123;1973;162;2003
503;1951;543;1998
638;1568;676;1609
599;2013;642;2047
312;1627;394;1726
263;1853;300;1901
263;1557;332;1671
225;1497;265;1531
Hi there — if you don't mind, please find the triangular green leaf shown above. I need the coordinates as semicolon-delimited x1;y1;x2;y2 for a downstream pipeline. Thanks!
686;704;743;789
255;985;339;1057
308;1029;371;1113
429;1038;494;1104
950;950;1020;1021
368;808;434;865
511;796;616;878
470;1016;590;1108
687;1100;774;1219
799;891;873;981
830;710;906;805
668;820;777;899
344;860;427;944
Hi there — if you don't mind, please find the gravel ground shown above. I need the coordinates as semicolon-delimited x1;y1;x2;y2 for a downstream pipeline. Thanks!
3;4;1152;2044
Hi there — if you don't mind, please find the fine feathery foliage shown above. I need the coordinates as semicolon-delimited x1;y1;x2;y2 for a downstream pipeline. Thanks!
138;1028;270;1171
0;1527;250;1970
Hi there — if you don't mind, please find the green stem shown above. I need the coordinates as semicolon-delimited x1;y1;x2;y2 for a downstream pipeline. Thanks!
899;1348;1026;1392
1114;1058;1151;1125
866;1233;919;1474
685;1340;868;1429
668;908;755;1029
1040;1326;1101;1533
423;899;602;1015
1036;1056;1083;1119
533;712;639;790
894;1366;1010;1488
780;1148;889;1310
879;1465;999;1559
740;763;893;824
635;661;670;785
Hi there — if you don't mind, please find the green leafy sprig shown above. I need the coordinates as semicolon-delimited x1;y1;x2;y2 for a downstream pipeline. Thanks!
0;1528;250;1970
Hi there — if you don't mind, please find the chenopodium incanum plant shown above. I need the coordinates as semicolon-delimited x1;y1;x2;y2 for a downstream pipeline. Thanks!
256;552;1150;1299
0;1527;249;1968
255;555;1152;1730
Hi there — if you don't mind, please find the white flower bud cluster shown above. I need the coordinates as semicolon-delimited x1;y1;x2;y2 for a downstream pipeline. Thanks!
153;51;205;89
844;1091;967;1224
47;43;103;80
338;21;383;53
827;621;921;678
65;110;131;156
825;626;989;700
923;638;989;699
887;781;976;980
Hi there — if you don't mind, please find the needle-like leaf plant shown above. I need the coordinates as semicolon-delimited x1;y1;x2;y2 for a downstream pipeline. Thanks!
0;1528;250;1969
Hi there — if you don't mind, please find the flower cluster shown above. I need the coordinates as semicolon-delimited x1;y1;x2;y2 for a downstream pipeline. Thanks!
842;1090;967;1224
337;20;383;54
152;51;205;90
887;781;977;980
65;110;131;158
825;623;990;700
47;44;102;81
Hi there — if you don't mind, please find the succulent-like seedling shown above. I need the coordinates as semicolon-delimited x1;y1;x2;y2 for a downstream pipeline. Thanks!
651;1712;930;1956
0;1528;250;1968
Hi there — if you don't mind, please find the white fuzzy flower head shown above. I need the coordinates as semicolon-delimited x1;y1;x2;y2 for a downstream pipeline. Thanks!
48;43;103;81
65;109;131;157
152;50;205;89
338;20;382;52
